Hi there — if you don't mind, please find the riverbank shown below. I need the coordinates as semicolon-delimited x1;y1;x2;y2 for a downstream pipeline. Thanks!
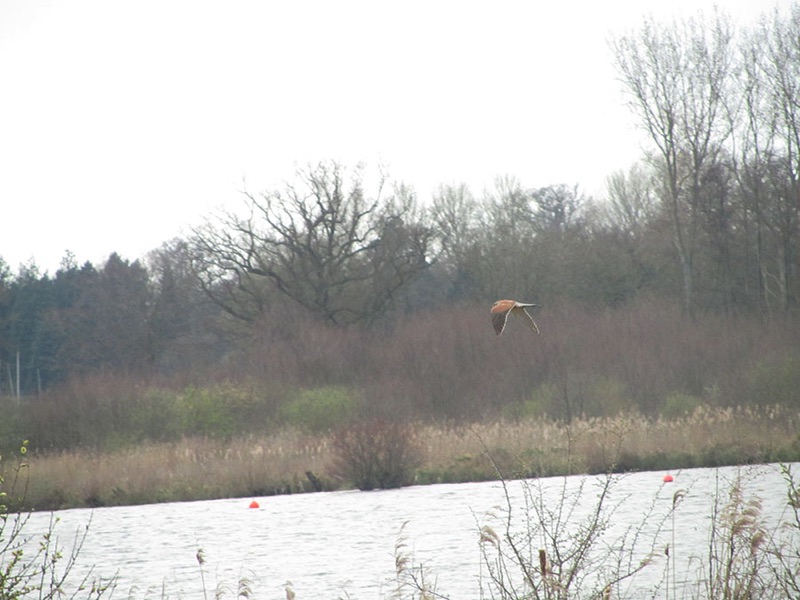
5;405;798;512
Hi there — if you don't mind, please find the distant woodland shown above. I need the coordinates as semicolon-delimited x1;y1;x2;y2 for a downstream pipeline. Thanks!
1;7;799;450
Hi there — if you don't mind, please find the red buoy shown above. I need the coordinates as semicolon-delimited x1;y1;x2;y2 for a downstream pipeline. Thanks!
663;474;674;483
249;500;260;509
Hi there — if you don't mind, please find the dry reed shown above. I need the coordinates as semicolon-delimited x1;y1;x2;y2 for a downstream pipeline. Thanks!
6;406;797;511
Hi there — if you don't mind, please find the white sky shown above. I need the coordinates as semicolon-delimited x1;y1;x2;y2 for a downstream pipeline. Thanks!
0;0;788;273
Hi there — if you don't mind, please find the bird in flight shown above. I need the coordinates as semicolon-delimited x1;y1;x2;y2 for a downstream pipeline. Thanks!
491;299;540;335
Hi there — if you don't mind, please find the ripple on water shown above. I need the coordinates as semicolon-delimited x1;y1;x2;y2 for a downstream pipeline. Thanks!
20;463;796;598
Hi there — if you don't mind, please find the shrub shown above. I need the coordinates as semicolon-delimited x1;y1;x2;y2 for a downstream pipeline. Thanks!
744;355;800;406
329;419;420;490
662;391;703;419
478;468;663;598
279;385;361;432
574;374;633;417
130;387;183;441
176;385;238;437
512;383;561;420
0;399;23;455
515;375;633;422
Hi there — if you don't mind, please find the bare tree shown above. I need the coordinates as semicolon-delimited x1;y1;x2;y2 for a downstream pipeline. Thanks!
191;161;434;327
529;183;585;233
431;182;480;268
758;4;800;308
723;6;800;313
477;176;541;300
430;182;483;300
612;11;736;315
604;162;658;239
730;22;778;311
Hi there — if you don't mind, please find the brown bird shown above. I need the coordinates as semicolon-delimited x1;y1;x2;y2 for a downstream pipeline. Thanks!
491;299;540;335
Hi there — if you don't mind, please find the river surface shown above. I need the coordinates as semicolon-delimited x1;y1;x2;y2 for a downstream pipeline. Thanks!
18;463;798;599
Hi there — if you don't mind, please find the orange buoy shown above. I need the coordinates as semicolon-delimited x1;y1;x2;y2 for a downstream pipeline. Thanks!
663;474;674;483
249;500;260;509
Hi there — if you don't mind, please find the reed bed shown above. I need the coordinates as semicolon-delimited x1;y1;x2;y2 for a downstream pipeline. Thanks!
5;406;798;511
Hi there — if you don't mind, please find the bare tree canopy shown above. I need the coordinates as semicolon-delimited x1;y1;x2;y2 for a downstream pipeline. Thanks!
190;161;435;326
612;11;736;315
604;163;657;238
6;6;800;401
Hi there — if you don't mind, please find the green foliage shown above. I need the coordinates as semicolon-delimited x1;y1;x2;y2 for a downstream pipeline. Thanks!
0;402;22;456
141;383;272;443
279;386;361;432
128;387;183;441
177;385;238;438
512;375;633;422
663;391;703;419
575;374;633;417
510;383;561;420
745;355;800;406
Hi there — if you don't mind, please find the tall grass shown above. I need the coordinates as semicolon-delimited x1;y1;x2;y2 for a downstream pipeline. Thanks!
5;406;798;512
10;430;332;510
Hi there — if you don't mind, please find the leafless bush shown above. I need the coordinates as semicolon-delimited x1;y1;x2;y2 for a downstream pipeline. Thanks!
475;459;800;599
476;443;667;599
329;420;421;490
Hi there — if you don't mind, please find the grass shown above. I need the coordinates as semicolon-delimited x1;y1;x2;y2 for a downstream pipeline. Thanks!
4;405;799;512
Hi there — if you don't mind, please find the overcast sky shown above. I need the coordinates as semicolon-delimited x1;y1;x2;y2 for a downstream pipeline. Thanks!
0;0;788;273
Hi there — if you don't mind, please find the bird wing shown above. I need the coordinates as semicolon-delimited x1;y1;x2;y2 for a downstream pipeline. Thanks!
515;306;540;334
492;309;510;335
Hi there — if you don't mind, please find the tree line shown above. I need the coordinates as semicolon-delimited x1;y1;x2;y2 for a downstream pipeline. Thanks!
1;5;799;397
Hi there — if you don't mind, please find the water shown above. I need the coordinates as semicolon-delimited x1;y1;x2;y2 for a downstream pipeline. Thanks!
17;463;798;599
